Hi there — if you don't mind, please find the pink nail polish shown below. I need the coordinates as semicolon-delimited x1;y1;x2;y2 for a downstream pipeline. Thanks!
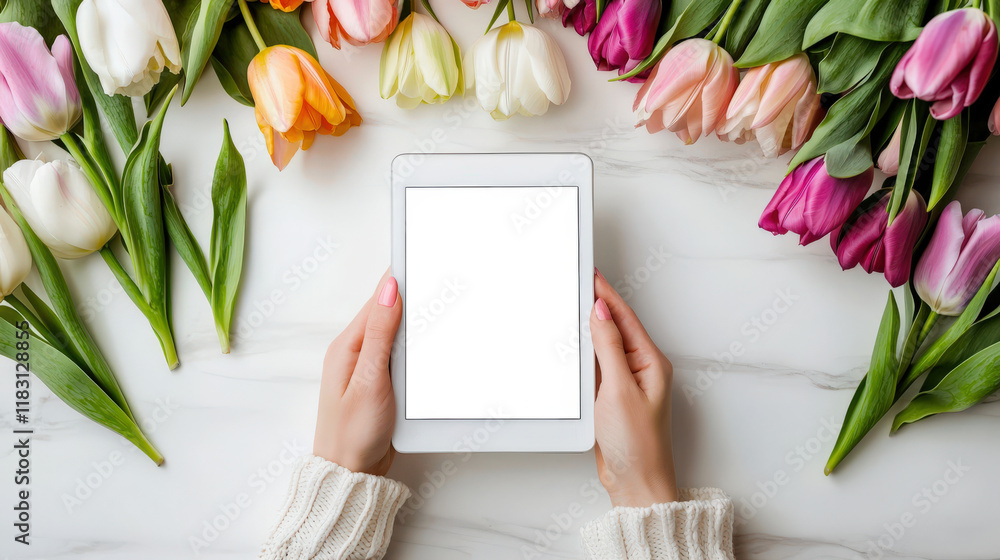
595;298;612;321
595;267;605;282
378;277;398;307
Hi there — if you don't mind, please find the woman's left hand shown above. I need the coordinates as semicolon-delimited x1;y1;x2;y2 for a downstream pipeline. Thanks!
313;271;402;476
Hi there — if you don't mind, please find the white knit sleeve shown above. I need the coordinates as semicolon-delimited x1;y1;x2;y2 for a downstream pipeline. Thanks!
258;455;410;560
580;488;734;560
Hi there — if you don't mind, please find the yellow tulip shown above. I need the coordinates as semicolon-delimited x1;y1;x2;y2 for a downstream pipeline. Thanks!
248;45;362;170
260;0;307;11
380;13;462;109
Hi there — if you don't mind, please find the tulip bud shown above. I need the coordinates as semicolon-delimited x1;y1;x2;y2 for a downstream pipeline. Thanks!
587;0;660;82
460;0;491;7
465;22;571;120
831;189;927;287
2;159;117;259
248;46;362;170
989;95;1000;135
312;0;398;48
634;39;738;144
260;0;308;10
759;157;873;245
380;13;463;108
77;0;182;97
0;24;81;142
877;123;903;176
717;54;823;158
561;0;596;36
536;0;564;16
891;8;998;120
915;201;1000;316
0;209;31;300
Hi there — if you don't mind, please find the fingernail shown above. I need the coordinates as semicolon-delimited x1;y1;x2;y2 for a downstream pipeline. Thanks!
378;277;398;307
595;298;611;321
595;267;605;281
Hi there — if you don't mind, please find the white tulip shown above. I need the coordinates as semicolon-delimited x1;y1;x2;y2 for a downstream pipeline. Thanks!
3;159;117;259
0;209;31;300
465;22;571;120
76;0;181;97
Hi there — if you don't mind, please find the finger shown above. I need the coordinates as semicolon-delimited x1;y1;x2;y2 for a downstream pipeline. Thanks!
594;268;657;355
352;275;403;392
590;298;635;388
323;295;375;394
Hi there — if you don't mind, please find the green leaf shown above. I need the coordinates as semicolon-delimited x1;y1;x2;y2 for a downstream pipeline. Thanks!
892;340;1000;431
804;0;930;48
888;101;935;224
182;0;234;105
825;135;872;180
18;284;82;368
724;0;771;61
825;291;900;474
0;124;22;171
789;44;906;171
146;71;183;116
52;0;138;152
616;0;729;81
486;0;510;32
209;120;247;353
210;54;255;107
0;0;64;45
929;113;969;210
163;187;212;300
817;35;888;94
595;0;606;19
736;0;826;68
0;183;134;421
0;312;163;464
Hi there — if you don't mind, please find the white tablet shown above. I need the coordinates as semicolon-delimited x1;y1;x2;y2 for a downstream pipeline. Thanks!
390;153;594;453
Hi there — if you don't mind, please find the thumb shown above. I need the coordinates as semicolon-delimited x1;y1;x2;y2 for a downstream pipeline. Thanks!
590;298;634;388
352;275;403;391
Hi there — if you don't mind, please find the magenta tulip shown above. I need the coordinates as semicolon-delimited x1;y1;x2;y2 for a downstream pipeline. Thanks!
0;23;81;142
759;157;873;245
890;8;998;120
562;0;596;36
588;0;660;81
831;190;927;287
915;201;1000;315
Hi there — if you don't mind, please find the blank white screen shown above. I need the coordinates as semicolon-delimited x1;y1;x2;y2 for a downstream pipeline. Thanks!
405;186;580;419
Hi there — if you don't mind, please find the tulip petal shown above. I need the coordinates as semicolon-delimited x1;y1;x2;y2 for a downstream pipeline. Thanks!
915;201;966;310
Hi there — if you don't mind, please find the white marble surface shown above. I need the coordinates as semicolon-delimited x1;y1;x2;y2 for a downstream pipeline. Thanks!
3;6;1000;560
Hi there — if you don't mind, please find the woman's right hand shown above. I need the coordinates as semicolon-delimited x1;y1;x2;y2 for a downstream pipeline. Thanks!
591;269;679;508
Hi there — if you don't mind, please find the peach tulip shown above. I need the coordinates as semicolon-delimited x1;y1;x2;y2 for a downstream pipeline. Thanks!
634;39;738;144
261;0;308;10
247;46;362;170
716;53;823;158
877;123;902;175
312;0;398;48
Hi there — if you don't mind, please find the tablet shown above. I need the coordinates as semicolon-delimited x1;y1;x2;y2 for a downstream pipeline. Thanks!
390;153;594;453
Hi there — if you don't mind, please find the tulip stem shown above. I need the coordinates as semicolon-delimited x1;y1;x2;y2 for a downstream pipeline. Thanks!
507;0;516;22
709;0;743;43
238;0;268;52
894;303;937;387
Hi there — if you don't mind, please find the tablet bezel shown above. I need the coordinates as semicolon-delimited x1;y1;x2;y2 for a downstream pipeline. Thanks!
390;153;595;453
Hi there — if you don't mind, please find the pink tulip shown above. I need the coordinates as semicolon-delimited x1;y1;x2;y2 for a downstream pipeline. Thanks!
877;123;903;176
312;0;398;48
759;157;873;245
461;0;490;7
0;23;81;142
989;96;1000;135
891;8;998;120
561;0;596;36
536;0;563;16
716;53;823;158
831;190;927;287
588;0;661;82
915;201;1000;315
634;39;738;144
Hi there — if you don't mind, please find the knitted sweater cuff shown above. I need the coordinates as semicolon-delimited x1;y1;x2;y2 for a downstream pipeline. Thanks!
259;455;410;560
580;488;735;560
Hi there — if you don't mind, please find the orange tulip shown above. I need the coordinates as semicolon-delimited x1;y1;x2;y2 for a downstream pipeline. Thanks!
247;46;362;170
260;0;308;11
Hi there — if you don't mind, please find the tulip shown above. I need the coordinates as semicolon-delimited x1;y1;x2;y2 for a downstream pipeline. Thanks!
915;201;1000;316
588;0;660;82
380;13;463;108
634;39;738;144
461;0;490;7
0;209;31;301
465;22;571;120
831;190;927;287
76;0;182;97
312;0;398;48
536;0;564;16
248;46;362;170
890;8;998;120
261;0;308;10
562;0;596;36
877;123;903;176
716;53;823;158
2;159;117;259
759;157;873;245
0;24;81;142
989;96;1000;135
